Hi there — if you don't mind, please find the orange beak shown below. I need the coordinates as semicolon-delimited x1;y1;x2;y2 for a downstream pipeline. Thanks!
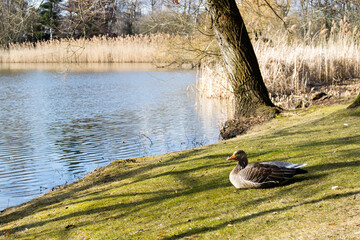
227;154;236;160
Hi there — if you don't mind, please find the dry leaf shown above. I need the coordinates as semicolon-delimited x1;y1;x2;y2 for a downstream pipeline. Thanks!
65;224;75;229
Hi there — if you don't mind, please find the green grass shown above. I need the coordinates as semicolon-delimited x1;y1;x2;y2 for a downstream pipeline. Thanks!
1;103;360;239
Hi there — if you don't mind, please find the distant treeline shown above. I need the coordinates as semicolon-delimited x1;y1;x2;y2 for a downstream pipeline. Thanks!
0;0;203;47
1;0;359;47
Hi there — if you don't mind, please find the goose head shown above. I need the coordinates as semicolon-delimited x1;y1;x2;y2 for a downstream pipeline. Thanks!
227;150;248;168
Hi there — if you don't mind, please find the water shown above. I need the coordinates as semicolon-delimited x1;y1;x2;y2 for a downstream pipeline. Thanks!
0;65;231;210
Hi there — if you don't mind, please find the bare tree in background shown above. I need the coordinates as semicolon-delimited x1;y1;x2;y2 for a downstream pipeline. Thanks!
0;0;32;46
113;0;143;35
297;0;360;40
60;0;117;38
138;0;203;34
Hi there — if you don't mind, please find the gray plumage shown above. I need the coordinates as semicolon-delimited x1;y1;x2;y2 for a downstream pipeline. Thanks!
227;150;307;189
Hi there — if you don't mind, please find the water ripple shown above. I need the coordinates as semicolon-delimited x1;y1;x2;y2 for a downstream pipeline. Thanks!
0;69;231;210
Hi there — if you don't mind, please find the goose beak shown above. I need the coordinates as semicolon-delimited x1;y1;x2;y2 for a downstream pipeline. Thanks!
227;154;236;160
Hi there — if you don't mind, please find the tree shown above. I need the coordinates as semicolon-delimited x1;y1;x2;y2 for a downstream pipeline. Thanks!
0;0;31;46
205;0;276;117
348;93;360;109
61;0;117;38
298;0;360;41
114;0;142;35
39;0;62;40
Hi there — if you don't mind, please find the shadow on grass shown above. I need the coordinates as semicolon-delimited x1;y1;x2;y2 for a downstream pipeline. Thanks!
0;149;205;222
296;135;360;149
1;178;231;235
1;107;358;237
0;153;335;236
265;107;359;141
163;190;360;240
0;139;341;232
1;151;319;235
307;160;360;173
0;150;235;233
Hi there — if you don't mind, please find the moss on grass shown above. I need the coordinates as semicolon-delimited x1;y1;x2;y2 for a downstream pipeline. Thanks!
1;103;360;239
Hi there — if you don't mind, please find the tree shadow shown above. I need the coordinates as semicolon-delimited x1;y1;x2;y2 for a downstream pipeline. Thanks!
307;160;360;172
1;175;232;234
0;148;206;223
0;150;234;232
162;190;360;240
264;107;359;141
0;147;332;236
1;107;358;236
296;135;360;149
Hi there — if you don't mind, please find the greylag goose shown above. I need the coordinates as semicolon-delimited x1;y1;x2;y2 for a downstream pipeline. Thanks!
227;150;307;189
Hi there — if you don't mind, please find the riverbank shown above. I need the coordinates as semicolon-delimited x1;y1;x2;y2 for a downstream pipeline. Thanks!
2;33;359;111
0;35;194;65
1;98;359;239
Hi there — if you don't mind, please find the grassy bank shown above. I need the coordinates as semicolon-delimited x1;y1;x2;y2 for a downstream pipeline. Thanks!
1;101;359;239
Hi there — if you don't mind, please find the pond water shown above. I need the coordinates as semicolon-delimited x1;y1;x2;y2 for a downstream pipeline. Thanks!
0;64;232;210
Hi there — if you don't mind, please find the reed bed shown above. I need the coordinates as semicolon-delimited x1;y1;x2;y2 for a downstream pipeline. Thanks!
1;23;359;110
197;27;360;109
0;34;175;63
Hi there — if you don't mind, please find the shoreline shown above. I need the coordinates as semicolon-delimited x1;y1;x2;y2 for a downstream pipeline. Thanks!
1;100;360;239
0;97;355;214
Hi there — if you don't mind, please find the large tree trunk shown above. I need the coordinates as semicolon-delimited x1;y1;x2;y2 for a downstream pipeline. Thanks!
348;92;360;108
206;0;276;117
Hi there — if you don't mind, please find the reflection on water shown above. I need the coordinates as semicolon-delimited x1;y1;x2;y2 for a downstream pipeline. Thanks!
0;65;232;210
0;62;157;73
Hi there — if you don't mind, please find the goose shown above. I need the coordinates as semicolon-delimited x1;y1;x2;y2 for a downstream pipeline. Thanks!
227;150;307;189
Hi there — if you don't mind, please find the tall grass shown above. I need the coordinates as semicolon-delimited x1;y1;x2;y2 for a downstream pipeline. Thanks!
0;34;174;63
1;23;359;110
197;21;360;109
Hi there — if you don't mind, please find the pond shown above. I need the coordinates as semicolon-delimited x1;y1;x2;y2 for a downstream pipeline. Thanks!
0;64;232;210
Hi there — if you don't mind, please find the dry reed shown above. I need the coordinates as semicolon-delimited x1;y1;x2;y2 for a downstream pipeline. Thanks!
0;34;174;63
1;22;359;110
197;21;360;109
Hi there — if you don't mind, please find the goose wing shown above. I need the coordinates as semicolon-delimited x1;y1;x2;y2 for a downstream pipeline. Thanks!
261;161;307;169
240;163;300;184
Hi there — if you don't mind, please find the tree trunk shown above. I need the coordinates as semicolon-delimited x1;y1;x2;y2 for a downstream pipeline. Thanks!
348;93;360;108
206;0;276;117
